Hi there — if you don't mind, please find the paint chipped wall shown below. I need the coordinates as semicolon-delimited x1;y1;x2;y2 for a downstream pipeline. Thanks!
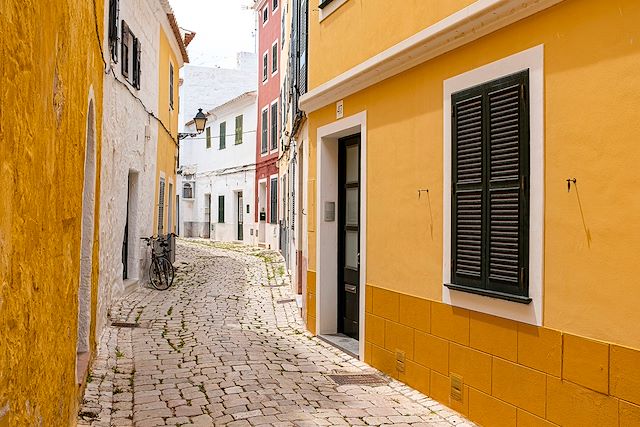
0;0;104;425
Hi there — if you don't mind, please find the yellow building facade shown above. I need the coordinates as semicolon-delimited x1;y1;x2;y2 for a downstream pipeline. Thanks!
0;0;104;425
154;19;188;237
301;0;640;425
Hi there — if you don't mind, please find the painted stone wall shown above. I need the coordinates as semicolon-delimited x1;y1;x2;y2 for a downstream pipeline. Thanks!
97;0;166;338
0;0;104;424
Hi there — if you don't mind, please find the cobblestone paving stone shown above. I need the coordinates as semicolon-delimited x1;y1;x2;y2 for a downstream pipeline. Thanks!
78;239;474;427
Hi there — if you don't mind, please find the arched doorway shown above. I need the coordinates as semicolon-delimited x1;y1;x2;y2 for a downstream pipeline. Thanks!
76;97;96;381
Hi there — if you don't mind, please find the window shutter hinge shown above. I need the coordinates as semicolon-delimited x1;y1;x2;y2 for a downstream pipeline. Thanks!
520;267;526;286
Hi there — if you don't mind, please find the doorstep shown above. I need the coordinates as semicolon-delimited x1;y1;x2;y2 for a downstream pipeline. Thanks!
319;334;359;359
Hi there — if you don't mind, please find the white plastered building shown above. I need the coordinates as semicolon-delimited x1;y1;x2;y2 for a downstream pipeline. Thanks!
178;92;258;244
97;0;188;336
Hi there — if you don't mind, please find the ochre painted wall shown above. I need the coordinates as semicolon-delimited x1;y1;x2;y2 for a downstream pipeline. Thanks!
307;0;640;351
364;284;640;427
0;0;104;425
308;0;475;88
154;29;181;235
306;0;640;423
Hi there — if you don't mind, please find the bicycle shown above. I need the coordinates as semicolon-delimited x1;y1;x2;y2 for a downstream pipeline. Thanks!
141;235;175;290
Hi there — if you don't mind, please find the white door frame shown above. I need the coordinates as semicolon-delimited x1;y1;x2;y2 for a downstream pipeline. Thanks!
316;110;367;360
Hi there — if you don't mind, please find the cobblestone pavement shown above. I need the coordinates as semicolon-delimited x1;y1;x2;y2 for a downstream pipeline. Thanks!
78;240;474;427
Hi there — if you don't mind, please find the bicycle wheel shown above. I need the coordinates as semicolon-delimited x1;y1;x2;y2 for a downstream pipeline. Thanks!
149;257;171;290
166;257;176;286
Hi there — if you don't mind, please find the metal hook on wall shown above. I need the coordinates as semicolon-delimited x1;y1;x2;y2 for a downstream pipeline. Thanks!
567;178;577;192
418;189;429;199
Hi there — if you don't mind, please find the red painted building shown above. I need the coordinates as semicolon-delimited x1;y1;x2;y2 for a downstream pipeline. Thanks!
254;0;281;248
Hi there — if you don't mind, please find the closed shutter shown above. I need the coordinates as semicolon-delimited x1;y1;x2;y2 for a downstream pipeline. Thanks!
486;75;529;296
261;109;268;153
108;0;119;61
220;122;226;149
235;115;243;144
452;93;483;289
205;127;211;148
121;21;129;78
298;0;308;95
218;195;225;223
270;178;278;224
271;103;278;150
451;70;530;300
290;0;299;116
135;38;141;89
158;178;165;235
132;36;140;89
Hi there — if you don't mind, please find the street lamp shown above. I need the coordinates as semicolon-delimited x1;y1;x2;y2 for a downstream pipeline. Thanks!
178;108;208;140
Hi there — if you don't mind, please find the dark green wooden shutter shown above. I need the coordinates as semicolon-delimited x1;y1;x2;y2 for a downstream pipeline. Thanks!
235;115;243;144
261;109;268;153
135;38;141;89
108;0;119;61
486;74;529;296
132;36;141;90
220;122;226;149
121;21;129;78
452;93;484;289
218;195;225;223
451;70;530;300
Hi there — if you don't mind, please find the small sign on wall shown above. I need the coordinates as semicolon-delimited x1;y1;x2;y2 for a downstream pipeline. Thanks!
336;100;344;119
324;202;336;222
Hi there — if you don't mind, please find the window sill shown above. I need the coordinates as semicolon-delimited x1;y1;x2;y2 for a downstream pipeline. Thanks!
444;283;532;305
319;0;348;22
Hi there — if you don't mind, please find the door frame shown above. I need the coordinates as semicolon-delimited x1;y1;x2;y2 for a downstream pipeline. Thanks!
316;111;367;359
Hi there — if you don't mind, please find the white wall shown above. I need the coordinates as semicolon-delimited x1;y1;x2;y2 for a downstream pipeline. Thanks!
179;55;257;130
98;0;169;336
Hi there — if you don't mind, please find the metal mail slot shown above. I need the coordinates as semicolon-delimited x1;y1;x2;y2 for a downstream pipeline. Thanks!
345;284;357;294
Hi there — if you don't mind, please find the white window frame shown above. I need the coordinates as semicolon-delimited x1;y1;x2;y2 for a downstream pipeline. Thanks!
262;6;269;26
272;0;279;14
442;45;545;326
262;50;269;84
271;39;279;76
319;0;349;22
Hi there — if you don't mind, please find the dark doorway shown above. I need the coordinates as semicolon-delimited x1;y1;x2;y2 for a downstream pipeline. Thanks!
122;175;131;279
338;134;360;340
204;193;211;238
237;191;244;240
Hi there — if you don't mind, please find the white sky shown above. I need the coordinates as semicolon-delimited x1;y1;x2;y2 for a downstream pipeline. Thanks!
170;0;257;69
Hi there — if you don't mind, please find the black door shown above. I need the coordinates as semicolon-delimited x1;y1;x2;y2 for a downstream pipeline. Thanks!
338;135;360;340
237;192;244;240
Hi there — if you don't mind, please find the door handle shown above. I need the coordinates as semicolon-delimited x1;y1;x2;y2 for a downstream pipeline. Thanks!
345;284;357;294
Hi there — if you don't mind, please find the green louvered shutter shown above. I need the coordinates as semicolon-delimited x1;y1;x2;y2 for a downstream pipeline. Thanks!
451;70;530;301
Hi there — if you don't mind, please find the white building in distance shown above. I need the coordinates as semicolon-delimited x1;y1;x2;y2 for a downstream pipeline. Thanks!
179;53;257;130
178;92;258;243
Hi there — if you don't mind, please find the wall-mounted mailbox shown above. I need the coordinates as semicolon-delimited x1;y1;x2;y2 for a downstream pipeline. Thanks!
324;201;336;222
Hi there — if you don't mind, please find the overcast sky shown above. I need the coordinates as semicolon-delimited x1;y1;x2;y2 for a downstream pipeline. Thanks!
170;0;257;69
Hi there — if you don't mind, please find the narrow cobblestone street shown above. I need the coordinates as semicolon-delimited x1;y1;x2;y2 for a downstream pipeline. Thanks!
78;240;473;427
